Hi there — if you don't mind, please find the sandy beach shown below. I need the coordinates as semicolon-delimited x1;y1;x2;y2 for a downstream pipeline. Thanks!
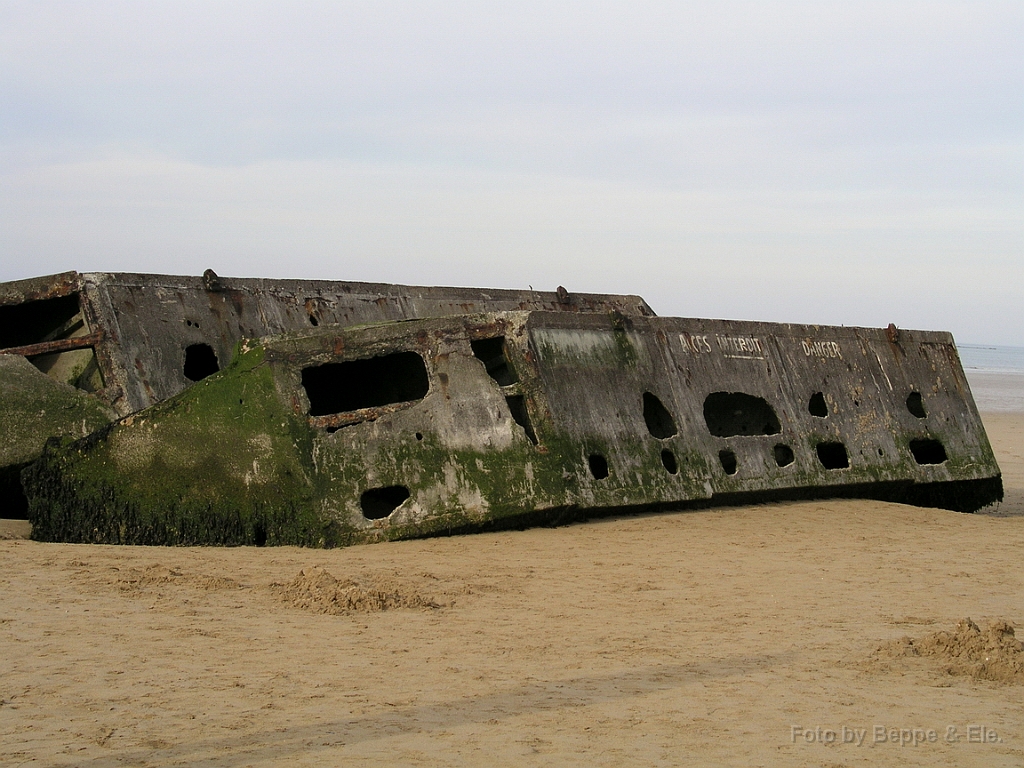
2;411;1022;767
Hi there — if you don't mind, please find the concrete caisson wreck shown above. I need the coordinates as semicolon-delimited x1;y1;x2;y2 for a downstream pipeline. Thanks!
1;271;649;518
12;283;1003;546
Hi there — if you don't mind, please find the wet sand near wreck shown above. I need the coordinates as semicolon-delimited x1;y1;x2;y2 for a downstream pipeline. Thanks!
2;413;1023;767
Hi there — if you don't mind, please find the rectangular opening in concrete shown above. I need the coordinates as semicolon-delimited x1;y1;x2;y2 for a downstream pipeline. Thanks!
0;292;105;391
302;352;430;416
183;343;220;382
910;438;947;465
471;336;518;386
703;392;781;437
0;293;82;350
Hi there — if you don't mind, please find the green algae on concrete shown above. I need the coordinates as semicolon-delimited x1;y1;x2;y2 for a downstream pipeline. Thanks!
0;355;115;468
1;354;116;518
25;343;330;546
23;310;1003;547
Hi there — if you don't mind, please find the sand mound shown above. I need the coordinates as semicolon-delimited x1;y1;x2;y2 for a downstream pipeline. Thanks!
116;563;239;592
875;617;1024;684
272;567;442;614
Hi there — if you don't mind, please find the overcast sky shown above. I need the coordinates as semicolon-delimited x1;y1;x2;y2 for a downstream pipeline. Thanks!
1;1;1021;344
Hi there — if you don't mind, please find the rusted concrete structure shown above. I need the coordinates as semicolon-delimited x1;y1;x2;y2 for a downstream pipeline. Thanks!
1;271;649;517
23;308;1002;546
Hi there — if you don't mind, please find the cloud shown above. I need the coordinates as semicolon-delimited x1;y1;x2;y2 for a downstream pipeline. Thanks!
0;1;1021;343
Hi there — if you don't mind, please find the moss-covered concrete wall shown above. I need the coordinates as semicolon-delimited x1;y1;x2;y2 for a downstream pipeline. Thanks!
528;312;1001;501
25;343;334;545
1;355;115;518
0;355;114;468
2;271;651;521
24;311;1002;546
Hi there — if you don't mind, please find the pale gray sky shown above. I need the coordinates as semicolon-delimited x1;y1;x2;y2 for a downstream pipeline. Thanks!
1;1;1021;343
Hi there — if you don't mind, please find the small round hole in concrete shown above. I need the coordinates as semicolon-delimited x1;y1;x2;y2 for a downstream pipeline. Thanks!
661;449;678;475
773;444;794;467
719;449;738;475
588;453;609;479
808;392;828;418
816;442;849;469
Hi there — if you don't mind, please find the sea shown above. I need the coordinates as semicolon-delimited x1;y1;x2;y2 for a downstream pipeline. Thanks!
958;344;1024;413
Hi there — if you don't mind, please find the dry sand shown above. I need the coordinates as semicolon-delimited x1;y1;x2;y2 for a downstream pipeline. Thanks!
2;414;1023;767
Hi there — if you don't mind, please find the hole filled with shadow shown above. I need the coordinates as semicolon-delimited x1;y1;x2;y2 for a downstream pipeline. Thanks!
360;486;411;519
816;442;849;469
773;444;795;467
704;392;781;437
588;453;610;480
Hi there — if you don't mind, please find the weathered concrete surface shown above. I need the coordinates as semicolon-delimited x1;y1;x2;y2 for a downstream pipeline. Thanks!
25;311;1002;546
1;271;651;515
1;271;653;416
0;355;115;518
